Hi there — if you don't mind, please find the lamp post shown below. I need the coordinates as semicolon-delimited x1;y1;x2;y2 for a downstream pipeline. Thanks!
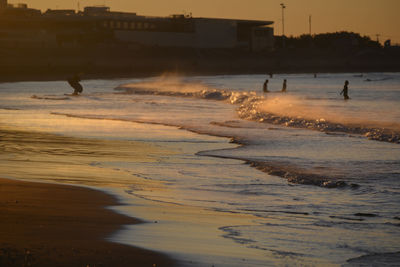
280;3;286;48
280;3;286;37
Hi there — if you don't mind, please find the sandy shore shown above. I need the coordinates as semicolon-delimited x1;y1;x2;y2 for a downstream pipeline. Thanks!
0;178;175;267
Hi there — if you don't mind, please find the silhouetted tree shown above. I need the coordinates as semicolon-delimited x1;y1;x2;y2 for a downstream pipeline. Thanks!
275;31;381;51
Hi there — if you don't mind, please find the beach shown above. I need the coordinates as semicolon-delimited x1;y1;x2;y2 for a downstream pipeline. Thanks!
0;177;174;267
1;73;399;266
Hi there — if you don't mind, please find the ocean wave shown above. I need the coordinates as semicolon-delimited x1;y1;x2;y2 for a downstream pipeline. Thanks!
115;84;258;104
246;160;358;189
52;111;355;189
116;83;400;144
197;149;359;189
344;251;400;267
237;97;400;144
31;94;71;100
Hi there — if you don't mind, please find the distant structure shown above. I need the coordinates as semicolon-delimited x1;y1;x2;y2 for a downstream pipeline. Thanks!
0;0;40;16
0;2;274;52
384;39;391;48
0;0;7;9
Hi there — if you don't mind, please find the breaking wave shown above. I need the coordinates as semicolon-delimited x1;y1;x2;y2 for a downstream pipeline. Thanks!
117;80;400;144
115;75;258;104
238;96;400;144
196;149;357;189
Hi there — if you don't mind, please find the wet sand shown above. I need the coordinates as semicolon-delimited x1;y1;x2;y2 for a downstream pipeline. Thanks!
0;178;175;267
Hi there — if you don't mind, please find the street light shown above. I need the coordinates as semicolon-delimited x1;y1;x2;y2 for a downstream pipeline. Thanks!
280;3;286;37
280;3;286;48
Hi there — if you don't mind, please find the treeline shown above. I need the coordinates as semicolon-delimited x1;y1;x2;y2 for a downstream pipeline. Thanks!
275;31;381;50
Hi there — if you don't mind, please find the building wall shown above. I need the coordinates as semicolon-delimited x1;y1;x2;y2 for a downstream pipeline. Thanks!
194;19;237;48
115;30;196;47
114;18;239;49
0;0;7;9
251;26;274;52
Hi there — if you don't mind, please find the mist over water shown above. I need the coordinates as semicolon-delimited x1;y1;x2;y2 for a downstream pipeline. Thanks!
1;73;400;266
257;94;400;130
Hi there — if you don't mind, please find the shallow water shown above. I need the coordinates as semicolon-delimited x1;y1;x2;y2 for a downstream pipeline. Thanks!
1;73;399;266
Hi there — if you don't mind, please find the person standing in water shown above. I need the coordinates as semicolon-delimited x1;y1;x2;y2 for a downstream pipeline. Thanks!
281;79;287;92
67;73;83;95
263;79;269;93
340;80;350;100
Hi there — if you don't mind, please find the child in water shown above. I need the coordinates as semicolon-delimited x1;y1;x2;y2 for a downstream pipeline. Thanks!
263;79;269;92
281;79;287;92
340;80;349;100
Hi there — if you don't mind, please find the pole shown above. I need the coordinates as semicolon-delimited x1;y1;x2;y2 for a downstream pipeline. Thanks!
280;3;286;48
309;15;312;35
280;3;286;36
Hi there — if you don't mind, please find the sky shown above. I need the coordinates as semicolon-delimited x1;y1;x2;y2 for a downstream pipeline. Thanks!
16;0;400;44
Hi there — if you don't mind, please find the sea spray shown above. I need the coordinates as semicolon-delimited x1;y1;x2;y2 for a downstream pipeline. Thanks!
117;79;400;144
237;96;400;144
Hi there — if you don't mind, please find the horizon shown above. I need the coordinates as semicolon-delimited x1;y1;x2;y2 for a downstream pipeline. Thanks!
14;0;400;45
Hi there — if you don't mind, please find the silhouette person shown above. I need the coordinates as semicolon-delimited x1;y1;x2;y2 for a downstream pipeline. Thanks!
340;80;349;100
281;79;287;92
67;73;83;95
263;79;269;92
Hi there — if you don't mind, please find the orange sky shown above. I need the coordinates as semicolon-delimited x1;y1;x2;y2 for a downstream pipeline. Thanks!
18;0;400;44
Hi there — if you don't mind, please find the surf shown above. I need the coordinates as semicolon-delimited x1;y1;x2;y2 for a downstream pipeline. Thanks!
117;77;400;144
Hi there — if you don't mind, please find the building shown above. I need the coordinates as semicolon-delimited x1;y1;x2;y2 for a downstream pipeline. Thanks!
0;0;7;9
0;3;274;51
92;8;274;51
0;0;41;16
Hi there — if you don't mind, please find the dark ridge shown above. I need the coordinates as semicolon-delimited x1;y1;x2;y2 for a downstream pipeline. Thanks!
384;222;400;227
0;107;21;110
345;251;400;266
239;208;309;216
354;213;378;217
219;226;256;245
329;215;364;221
246;161;354;189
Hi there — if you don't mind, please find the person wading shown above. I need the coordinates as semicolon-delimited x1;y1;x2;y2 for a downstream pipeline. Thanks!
263;79;269;93
281;79;287;92
340;80;350;100
67;73;83;95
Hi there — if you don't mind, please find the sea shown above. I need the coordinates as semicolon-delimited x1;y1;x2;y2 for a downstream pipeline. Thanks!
0;72;399;266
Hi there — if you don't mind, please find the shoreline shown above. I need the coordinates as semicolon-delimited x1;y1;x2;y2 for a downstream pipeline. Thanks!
1;58;399;84
0;177;175;267
1;68;399;84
